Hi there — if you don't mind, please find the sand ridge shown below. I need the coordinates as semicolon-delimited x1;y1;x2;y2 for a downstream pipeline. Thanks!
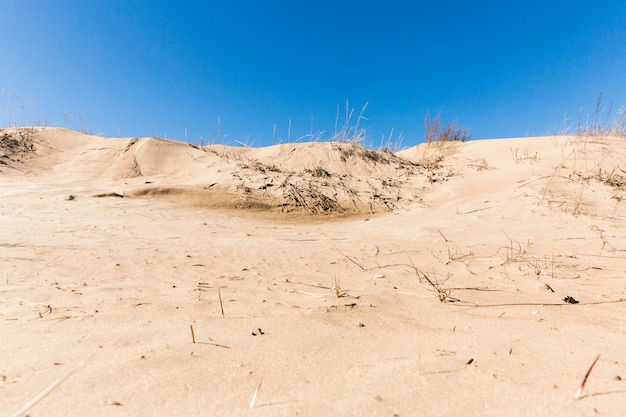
1;127;626;416
1;127;458;220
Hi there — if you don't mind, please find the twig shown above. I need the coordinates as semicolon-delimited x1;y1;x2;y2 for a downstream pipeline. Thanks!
190;324;196;344
337;250;365;270
285;279;332;290
249;378;263;408
11;368;77;417
218;287;225;319
289;289;327;298
197;342;232;349
468;299;626;308
575;354;600;399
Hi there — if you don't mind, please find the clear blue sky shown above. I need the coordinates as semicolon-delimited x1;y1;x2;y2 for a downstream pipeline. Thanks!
1;0;625;147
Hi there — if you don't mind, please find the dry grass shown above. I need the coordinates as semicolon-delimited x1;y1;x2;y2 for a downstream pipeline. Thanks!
497;234;558;279
424;111;471;144
511;144;539;163
576;94;626;137
331;276;347;298
574;354;601;399
378;128;405;152
331;100;369;145
437;229;473;265
414;111;469;171
535;128;626;217
281;181;340;214
338;250;456;303
305;165;331;178
237;159;282;173
411;263;455;303
333;141;417;168
556;93;626;138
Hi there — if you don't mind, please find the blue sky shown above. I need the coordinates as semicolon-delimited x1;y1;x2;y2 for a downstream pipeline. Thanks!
1;0;625;147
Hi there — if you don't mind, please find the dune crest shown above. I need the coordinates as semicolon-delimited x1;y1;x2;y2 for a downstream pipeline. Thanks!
1;127;459;219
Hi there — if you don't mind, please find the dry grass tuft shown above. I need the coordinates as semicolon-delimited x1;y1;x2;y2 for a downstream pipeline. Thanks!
333;142;413;167
331;100;369;145
424;111;471;144
557;93;626;138
414;111;469;173
305;166;331;178
511;145;539;163
576;94;626;137
409;261;455;303
238;159;282;173
331;276;347;298
281;182;340;213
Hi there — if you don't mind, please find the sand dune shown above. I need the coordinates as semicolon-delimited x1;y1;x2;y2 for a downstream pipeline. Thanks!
2;127;626;416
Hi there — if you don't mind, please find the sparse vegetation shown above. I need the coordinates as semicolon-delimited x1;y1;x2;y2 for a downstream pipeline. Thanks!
2;95;471;150
337;250;456;303
557;93;626;138
330;100;369;145
378;128;404;152
511;144;539;163
0;99;464;216
424;111;471;144
413;111;470;172
333;141;416;167
411;262;455;303
305;165;331;178
6;81;626;417
237;159;282;173
467;158;489;171
281;181;340;214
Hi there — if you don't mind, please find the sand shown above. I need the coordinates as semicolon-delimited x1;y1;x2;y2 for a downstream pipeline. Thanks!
1;127;625;416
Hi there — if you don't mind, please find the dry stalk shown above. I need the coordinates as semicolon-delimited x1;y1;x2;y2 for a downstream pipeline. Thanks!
11;363;81;417
438;229;472;264
339;252;366;270
331;276;347;298
218;287;225;318
575;354;600;399
249;378;263;408
409;259;454;303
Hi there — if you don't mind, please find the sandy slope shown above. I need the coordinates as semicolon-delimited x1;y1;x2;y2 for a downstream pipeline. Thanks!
1;127;625;416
